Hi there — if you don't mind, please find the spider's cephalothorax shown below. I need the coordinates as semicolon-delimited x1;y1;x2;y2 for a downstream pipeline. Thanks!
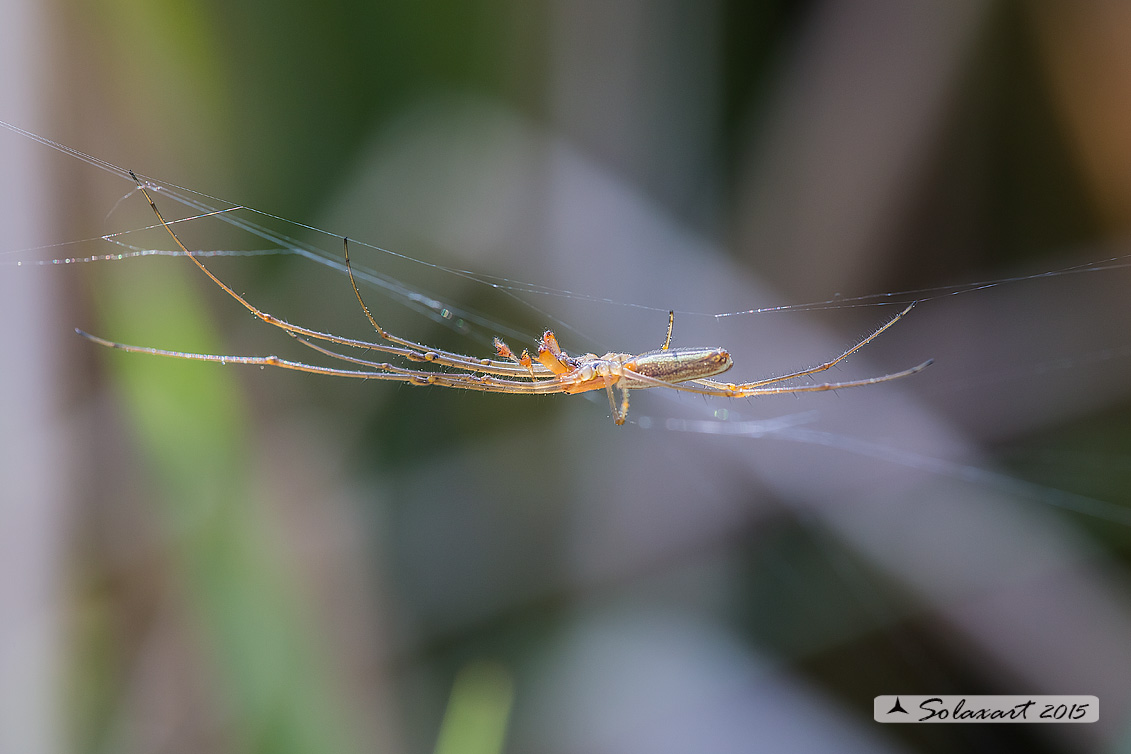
489;329;734;424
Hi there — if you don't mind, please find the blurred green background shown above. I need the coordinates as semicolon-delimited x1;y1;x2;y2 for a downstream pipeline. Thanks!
3;1;1131;753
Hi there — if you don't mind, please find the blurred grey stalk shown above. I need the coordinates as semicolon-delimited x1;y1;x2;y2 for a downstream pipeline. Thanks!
0;0;64;753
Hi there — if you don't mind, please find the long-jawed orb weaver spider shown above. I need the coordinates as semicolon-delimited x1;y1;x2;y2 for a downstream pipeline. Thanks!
77;172;932;425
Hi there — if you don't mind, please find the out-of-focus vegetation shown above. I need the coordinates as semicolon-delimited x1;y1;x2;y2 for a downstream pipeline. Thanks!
2;1;1130;753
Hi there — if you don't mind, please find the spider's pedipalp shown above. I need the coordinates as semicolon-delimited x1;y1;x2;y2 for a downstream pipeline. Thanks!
536;330;575;375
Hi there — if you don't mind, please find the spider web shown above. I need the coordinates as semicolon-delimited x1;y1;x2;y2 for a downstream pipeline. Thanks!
3;115;1129;531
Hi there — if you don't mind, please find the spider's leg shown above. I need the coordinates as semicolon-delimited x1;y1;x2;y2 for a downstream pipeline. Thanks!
598;374;630;426
77;328;575;394
603;381;619;422
343;237;385;339
129;174;547;379
679;359;933;398
661;310;674;351
709;302;917;391
131;173;380;353
343;237;551;378
614;356;931;398
78;327;410;381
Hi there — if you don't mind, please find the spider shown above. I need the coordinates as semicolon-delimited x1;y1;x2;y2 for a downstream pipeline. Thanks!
77;173;932;425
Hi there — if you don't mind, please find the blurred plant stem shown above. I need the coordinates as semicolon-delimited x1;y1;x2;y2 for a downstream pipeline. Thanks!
433;662;514;754
92;259;361;753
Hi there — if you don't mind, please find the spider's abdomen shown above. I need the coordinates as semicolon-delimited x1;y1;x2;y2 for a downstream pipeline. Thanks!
627;347;732;384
